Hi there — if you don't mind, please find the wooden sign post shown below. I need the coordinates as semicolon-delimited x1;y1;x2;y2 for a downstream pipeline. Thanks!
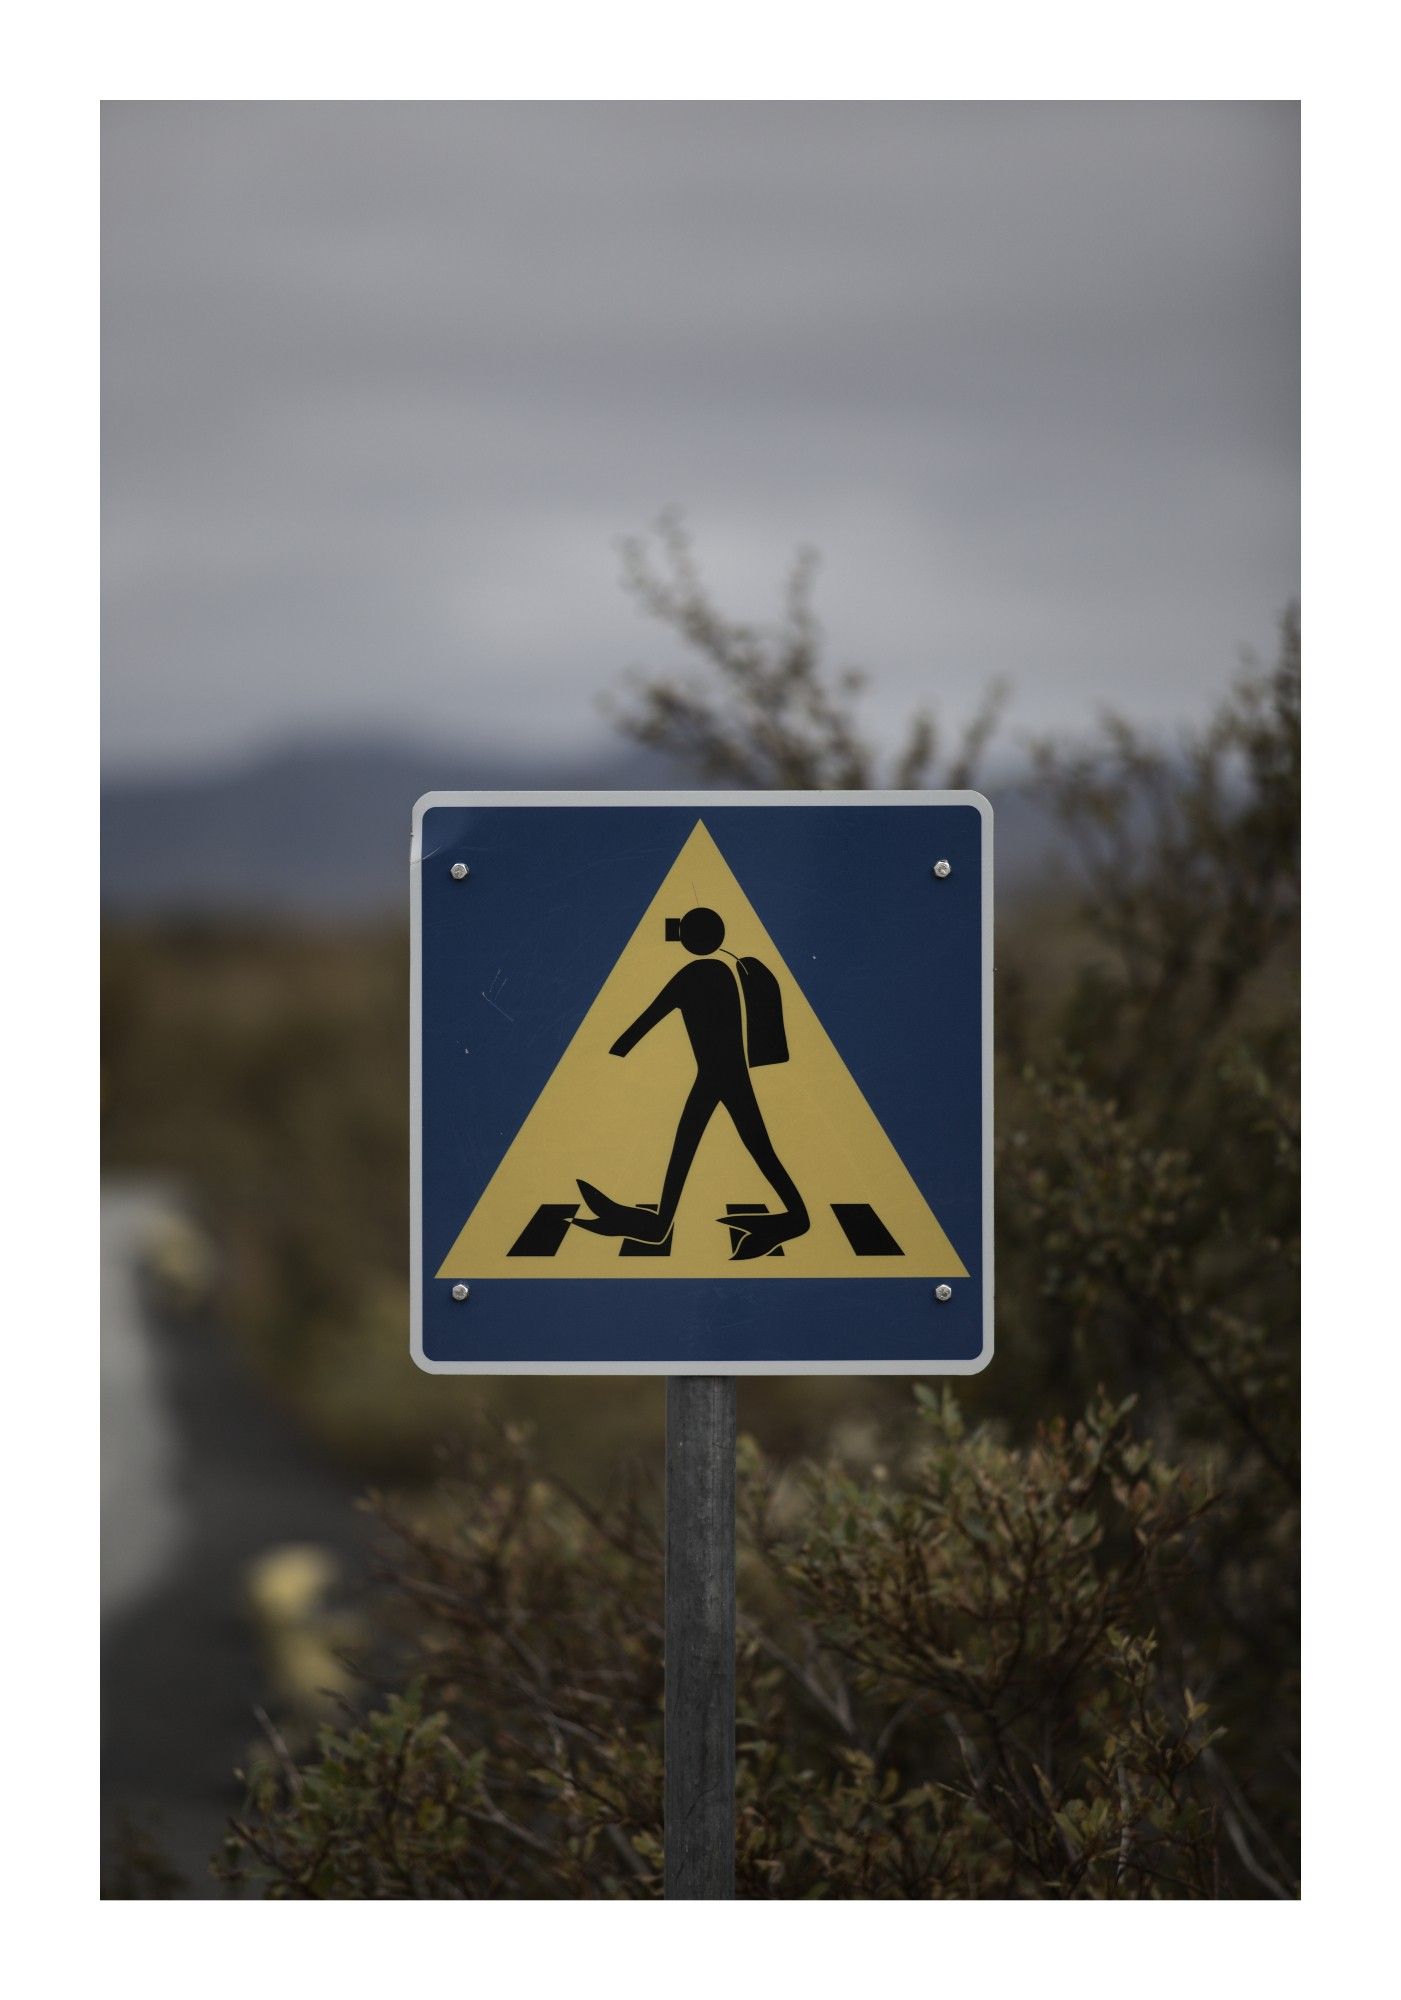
664;1377;736;1899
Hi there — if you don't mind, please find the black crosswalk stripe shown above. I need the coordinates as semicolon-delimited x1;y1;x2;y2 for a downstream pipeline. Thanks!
507;1203;579;1256
830;1203;904;1255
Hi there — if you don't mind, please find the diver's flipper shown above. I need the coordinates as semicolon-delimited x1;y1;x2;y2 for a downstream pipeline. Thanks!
573;1180;670;1243
720;1210;811;1261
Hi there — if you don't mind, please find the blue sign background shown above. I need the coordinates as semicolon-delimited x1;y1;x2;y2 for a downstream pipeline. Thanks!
416;800;989;1368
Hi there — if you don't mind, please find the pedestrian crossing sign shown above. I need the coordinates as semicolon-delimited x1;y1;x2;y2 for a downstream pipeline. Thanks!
412;794;992;1373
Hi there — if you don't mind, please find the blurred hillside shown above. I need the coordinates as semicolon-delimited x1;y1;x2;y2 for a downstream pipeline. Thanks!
101;737;1059;916
102;739;674;916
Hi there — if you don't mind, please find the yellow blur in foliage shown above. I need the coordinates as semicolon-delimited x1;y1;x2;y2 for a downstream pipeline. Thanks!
244;1543;359;1722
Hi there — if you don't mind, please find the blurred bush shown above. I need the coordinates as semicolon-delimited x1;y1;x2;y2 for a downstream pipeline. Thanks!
104;531;1298;1896
220;1393;1236;1898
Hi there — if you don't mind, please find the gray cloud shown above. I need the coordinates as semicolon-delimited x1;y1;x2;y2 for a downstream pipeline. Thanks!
102;101;1298;773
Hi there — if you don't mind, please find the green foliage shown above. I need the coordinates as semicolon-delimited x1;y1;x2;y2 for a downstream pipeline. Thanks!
220;1691;500;1899
221;1394;1227;1898
1026;605;1299;1097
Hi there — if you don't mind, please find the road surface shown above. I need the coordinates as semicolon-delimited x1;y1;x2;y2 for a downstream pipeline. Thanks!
101;1178;368;1896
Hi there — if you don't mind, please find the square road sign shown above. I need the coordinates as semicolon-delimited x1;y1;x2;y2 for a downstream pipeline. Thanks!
411;793;992;1373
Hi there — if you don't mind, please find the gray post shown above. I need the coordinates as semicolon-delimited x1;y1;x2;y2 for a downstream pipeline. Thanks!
664;1375;736;1899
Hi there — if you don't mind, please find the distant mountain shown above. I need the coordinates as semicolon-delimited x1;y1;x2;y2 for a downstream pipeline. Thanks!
101;738;1055;916
102;739;681;916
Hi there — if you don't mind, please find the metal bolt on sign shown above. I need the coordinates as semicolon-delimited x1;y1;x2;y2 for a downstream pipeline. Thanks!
450;862;470;880
451;1283;470;1301
932;859;952;879
935;1283;953;1301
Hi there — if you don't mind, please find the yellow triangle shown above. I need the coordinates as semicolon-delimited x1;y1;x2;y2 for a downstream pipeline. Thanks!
437;821;967;1281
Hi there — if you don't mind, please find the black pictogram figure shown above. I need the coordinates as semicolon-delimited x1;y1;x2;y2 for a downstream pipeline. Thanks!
573;907;811;1260
723;1203;788;1257
618;1202;674;1258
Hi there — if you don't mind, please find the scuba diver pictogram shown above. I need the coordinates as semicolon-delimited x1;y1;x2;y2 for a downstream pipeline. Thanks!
438;816;970;1282
572;905;811;1260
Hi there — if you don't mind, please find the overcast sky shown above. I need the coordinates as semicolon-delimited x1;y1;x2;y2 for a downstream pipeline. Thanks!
102;102;1298;777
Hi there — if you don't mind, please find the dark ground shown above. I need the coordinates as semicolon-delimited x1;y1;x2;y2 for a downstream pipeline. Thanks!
100;1182;370;1897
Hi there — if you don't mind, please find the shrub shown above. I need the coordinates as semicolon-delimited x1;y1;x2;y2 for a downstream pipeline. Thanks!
221;1391;1235;1899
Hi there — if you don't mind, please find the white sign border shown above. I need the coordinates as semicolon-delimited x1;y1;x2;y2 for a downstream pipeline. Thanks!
410;791;993;1375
